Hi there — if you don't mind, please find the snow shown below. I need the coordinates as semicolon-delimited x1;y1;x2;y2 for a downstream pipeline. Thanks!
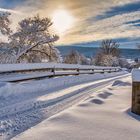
0;71;128;139
0;71;127;98
0;72;54;82
0;63;120;73
13;75;140;140
0;12;9;16
132;68;140;82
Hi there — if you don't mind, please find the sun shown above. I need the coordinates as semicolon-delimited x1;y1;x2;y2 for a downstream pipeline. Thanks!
52;9;75;35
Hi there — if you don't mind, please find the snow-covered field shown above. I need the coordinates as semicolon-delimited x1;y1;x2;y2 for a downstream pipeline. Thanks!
0;71;129;139
13;75;140;140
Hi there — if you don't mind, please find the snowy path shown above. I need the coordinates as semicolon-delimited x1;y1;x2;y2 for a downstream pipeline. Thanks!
0;72;129;139
13;75;140;140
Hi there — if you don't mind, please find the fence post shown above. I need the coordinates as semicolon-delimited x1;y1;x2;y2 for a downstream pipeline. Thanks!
92;69;94;74
51;66;55;76
132;69;140;115
101;69;104;74
77;68;80;75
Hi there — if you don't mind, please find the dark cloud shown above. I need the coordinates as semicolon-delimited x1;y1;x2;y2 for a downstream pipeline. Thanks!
96;1;140;20
125;19;140;27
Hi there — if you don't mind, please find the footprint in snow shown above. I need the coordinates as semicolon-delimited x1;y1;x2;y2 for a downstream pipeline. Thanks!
90;99;104;105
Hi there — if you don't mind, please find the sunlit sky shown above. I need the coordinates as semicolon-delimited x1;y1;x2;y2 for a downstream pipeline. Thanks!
0;0;140;48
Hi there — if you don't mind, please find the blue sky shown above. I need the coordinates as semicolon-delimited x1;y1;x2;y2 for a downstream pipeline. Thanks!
0;0;140;48
0;0;26;9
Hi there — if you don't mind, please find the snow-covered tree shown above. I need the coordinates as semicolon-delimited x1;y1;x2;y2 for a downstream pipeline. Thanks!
94;40;120;66
9;15;61;63
0;42;12;63
99;39;120;57
0;12;12;63
0;14;61;63
0;11;11;35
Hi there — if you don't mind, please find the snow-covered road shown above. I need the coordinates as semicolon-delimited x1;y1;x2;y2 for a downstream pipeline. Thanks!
13;75;140;140
0;71;129;139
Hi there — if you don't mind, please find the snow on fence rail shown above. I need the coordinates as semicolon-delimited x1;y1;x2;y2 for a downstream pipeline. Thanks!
0;63;121;82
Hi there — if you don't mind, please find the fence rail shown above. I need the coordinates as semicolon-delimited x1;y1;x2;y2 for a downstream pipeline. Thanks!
0;63;121;82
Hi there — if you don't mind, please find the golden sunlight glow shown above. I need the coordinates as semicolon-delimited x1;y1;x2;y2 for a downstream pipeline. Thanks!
52;9;75;35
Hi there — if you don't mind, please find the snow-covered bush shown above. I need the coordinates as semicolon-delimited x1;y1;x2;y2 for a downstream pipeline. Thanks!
103;55;119;66
118;58;130;68
64;50;90;65
128;58;140;68
90;57;95;65
0;14;61;63
95;54;119;66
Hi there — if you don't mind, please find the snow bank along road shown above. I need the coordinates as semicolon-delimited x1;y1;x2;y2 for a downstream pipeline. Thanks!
0;71;129;139
13;75;140;140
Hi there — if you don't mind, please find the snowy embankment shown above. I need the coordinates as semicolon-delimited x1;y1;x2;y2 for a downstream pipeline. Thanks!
0;71;128;139
13;75;140;140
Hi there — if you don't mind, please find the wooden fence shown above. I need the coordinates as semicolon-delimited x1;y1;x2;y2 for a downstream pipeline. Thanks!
0;63;121;82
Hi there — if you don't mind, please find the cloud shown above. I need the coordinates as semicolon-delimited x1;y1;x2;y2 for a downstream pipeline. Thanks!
0;7;21;14
60;10;140;47
0;0;140;48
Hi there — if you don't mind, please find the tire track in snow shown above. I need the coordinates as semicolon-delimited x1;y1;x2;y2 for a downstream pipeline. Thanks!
0;73;130;140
